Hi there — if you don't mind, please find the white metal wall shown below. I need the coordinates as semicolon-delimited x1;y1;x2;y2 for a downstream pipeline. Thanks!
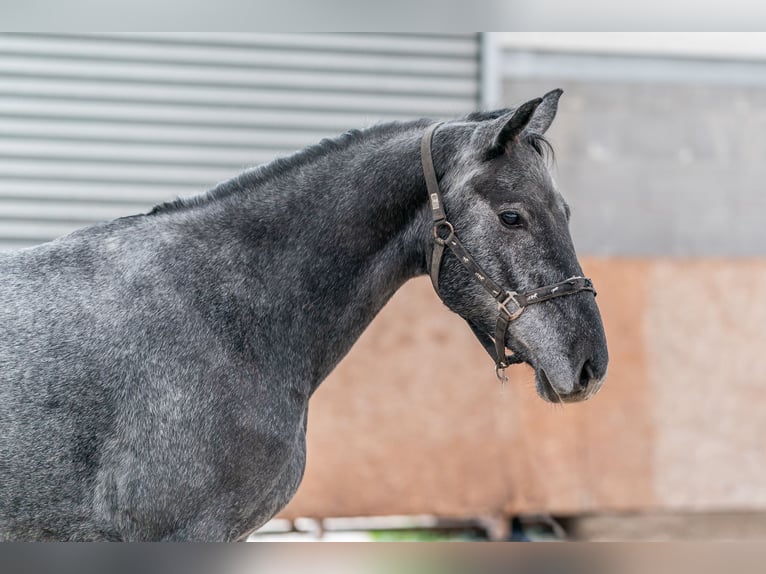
0;33;480;249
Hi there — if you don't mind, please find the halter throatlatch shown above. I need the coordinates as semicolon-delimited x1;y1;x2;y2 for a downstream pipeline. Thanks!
421;122;596;383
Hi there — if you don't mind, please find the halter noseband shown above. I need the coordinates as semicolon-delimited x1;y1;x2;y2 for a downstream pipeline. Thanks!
421;122;596;383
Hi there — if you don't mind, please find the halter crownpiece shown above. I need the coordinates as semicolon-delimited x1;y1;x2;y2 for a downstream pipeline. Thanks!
421;122;596;383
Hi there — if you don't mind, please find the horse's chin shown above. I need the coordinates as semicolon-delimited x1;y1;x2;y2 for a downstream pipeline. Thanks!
506;345;590;404
534;368;563;404
508;350;560;403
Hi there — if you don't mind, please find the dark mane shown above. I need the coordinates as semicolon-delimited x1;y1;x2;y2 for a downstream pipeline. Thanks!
148;119;429;216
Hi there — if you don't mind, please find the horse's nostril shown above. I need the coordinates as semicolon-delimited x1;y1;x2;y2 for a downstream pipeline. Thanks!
579;360;594;390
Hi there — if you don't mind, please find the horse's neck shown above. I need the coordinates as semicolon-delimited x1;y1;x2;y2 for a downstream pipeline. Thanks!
185;126;437;390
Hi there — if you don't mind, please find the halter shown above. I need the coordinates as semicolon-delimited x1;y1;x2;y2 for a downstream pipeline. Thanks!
421;122;596;383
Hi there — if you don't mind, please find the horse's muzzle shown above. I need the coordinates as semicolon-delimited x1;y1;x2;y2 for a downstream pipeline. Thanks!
535;356;608;404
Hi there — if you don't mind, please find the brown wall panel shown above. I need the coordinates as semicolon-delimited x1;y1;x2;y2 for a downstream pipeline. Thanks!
648;261;766;510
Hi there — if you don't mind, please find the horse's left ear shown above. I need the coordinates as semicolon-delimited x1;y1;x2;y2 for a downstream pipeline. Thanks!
483;89;563;159
484;90;563;159
484;97;541;159
524;88;563;136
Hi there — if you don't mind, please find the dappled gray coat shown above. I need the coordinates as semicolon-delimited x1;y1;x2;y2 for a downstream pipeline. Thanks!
0;90;607;540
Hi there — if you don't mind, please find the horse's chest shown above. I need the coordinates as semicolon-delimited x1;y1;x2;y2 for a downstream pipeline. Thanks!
227;409;308;535
102;400;310;541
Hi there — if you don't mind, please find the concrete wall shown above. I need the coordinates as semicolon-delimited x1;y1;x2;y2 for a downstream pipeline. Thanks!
278;62;766;520
500;33;766;60
504;78;766;257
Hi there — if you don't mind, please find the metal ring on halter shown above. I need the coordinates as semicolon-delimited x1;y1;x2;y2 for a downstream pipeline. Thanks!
433;221;454;245
498;291;525;321
495;363;509;383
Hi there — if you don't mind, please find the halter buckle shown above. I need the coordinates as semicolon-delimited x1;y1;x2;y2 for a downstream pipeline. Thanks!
495;363;509;384
498;291;525;321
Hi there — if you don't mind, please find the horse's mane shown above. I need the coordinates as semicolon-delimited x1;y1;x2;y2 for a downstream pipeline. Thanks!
147;119;429;215
147;110;552;215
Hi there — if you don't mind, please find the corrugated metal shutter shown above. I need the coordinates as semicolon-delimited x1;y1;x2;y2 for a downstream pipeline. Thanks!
0;33;480;250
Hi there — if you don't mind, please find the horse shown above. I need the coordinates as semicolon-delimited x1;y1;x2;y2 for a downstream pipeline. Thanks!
0;89;608;541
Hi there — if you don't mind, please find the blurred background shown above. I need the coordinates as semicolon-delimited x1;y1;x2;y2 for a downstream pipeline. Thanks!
2;32;766;540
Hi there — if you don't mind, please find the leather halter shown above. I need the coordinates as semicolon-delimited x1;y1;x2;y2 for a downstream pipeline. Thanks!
421;122;596;382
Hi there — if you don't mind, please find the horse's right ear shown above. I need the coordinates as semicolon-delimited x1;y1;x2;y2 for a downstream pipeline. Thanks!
483;98;542;160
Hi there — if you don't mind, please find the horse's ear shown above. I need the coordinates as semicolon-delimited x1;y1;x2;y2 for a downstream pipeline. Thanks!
524;88;563;136
484;97;542;159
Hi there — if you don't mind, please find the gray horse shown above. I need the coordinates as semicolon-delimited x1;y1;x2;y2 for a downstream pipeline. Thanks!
0;89;607;541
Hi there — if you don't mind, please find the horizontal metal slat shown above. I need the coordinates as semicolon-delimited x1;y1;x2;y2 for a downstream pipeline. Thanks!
0;57;477;97
0;98;438;131
0;118;338;150
0;77;474;116
0;159;236;187
0;239;42;250
0;220;89;241
43;33;480;58
0;140;279;169
0;36;478;77
0;198;146;222
0;179;186;203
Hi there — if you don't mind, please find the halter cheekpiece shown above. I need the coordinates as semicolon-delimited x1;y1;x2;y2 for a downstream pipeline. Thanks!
421;122;596;383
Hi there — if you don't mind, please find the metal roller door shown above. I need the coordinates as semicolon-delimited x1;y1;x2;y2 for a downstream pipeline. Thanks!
0;33;480;249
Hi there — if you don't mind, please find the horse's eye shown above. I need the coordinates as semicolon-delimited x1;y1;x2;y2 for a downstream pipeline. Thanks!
499;210;521;227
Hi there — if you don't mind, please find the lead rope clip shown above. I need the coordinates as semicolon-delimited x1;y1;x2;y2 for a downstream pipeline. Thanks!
495;362;509;386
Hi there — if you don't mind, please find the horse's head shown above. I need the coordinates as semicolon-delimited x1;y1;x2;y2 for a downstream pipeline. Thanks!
432;89;608;403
